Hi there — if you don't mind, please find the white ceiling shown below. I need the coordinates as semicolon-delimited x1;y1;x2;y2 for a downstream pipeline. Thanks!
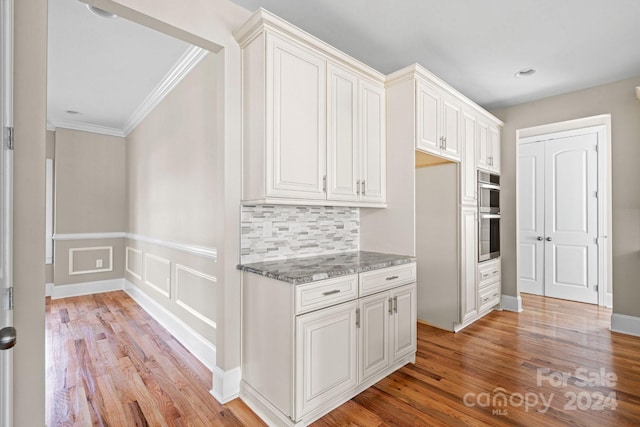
230;0;640;110
47;0;195;136
48;0;640;134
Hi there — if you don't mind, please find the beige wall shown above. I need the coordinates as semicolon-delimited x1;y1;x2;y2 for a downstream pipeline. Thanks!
491;75;640;318
125;53;220;346
13;0;47;425
127;54;217;247
53;128;126;285
54;128;126;234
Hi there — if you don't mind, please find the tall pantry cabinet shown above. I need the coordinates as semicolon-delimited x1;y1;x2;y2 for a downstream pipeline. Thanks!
385;64;504;331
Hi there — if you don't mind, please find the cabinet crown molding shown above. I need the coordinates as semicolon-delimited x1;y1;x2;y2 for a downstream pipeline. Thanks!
387;63;504;127
233;8;385;83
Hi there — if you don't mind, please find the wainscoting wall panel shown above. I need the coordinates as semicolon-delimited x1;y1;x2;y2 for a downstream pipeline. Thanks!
124;237;217;348
69;246;113;275
144;253;171;298
125;246;143;280
175;264;217;329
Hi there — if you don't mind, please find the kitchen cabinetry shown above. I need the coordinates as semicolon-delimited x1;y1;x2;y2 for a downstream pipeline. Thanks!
416;81;461;161
235;9;386;207
327;64;386;204
460;110;477;206
477;119;501;174
478;258;501;313
241;262;416;426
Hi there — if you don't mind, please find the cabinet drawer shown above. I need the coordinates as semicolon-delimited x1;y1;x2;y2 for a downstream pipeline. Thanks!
295;275;358;314
478;259;500;288
479;282;500;313
359;263;416;297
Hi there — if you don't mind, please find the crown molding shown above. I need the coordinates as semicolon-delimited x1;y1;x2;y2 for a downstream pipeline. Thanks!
50;120;126;137
122;46;209;136
47;46;208;138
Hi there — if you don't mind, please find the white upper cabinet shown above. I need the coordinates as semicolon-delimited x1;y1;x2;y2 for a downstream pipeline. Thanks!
269;35;327;200
327;65;386;204
416;81;461;162
477;118;501;174
235;9;386;207
358;80;386;204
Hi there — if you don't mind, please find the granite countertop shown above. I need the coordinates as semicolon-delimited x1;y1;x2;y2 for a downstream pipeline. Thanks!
237;251;416;285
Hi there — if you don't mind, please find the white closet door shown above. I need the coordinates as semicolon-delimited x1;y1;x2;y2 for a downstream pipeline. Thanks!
518;142;545;295
544;134;598;304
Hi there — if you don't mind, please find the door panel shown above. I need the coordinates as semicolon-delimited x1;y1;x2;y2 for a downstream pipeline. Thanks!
327;63;358;201
390;283;416;361
518;143;544;295
416;82;440;153
268;35;326;199
358;292;390;383
441;95;461;161
360;80;385;203
1;1;13;425
545;135;598;303
295;301;358;419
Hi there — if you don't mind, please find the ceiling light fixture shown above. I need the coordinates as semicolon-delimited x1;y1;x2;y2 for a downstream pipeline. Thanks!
515;68;536;78
86;4;118;19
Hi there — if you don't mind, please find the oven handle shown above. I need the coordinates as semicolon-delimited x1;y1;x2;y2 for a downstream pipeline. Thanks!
478;182;501;191
479;213;501;219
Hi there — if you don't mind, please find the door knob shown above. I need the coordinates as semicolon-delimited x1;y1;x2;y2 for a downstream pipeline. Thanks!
537;236;543;241
546;237;552;241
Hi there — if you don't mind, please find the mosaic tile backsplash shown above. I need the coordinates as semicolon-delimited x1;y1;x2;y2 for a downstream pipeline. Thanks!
240;205;360;264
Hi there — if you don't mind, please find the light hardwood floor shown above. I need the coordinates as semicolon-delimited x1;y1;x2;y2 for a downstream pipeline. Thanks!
46;291;640;426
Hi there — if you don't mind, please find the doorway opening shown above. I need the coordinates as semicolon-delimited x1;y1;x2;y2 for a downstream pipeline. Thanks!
517;115;612;307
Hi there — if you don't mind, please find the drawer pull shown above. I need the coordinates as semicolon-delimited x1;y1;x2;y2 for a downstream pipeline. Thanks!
482;273;490;278
322;289;341;296
492;270;499;274
386;275;399;281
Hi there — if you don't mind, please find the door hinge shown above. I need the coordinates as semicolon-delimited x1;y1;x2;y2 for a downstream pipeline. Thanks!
322;175;327;193
355;308;360;328
594;190;598;198
595;284;599;292
7;287;13;311
5;127;14;150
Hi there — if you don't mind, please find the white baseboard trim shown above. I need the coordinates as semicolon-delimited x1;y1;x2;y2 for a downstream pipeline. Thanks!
210;365;242;404
611;313;640;337
501;294;523;312
45;283;54;297
124;280;217;372
50;278;125;300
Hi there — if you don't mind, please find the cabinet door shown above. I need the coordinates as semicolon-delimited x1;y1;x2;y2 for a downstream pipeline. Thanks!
295;301;358;419
327;63;359;201
359;80;386;203
460;208;478;324
268;35;327;200
440;94;461;161
476;119;491;171
461;111;477;205
359;292;390;383
489;125;501;173
416;82;440;155
390;283;417;362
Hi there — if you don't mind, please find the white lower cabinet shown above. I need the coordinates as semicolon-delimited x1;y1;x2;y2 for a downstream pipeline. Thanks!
358;283;417;384
241;263;416;426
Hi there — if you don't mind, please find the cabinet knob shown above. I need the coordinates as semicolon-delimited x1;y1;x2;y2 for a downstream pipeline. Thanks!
537;236;544;241
546;237;552;242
